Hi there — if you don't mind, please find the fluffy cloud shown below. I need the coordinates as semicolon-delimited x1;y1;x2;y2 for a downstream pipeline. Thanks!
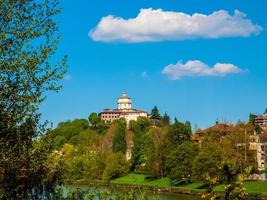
90;8;262;43
162;60;244;80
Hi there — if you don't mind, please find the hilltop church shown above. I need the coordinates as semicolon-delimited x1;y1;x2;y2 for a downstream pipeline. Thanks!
100;92;148;124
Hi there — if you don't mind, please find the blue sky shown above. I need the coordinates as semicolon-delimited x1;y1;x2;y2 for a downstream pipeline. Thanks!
40;0;267;129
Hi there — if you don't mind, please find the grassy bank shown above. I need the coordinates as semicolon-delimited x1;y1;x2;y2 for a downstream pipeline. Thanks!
111;173;267;196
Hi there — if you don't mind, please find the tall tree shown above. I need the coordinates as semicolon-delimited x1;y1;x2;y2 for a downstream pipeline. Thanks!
162;112;170;126
166;142;199;185
249;113;257;125
145;127;168;178
130;117;151;170
167;121;192;149
88;112;107;134
112;119;127;154
88;112;101;129
150;106;161;120
185;121;192;132
0;0;66;198
192;145;222;181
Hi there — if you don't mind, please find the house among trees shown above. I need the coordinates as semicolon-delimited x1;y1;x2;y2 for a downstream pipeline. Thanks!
100;92;148;125
249;133;267;179
254;109;267;130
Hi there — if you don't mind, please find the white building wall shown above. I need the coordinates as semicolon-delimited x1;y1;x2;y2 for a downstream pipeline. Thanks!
120;112;148;125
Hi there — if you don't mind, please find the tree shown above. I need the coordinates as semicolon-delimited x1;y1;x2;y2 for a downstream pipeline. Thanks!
249;113;262;134
88;113;101;129
166;121;192;149
249;113;257;125
88;113;107;134
0;0;66;198
201;123;257;175
102;153;130;181
129;117;151;170
185;121;192;132
112;119;127;154
162;112;170;126
192;145;221;181
145;127;168;178
51;119;89;149
203;161;252;200
166;142;198;185
150;106;161;120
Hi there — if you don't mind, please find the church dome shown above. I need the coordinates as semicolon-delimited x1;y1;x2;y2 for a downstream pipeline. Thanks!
117;92;132;110
119;92;131;100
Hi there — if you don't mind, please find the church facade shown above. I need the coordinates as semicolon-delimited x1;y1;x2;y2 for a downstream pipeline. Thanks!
100;92;148;124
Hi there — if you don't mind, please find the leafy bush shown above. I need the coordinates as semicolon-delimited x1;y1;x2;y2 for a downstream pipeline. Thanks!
102;153;130;181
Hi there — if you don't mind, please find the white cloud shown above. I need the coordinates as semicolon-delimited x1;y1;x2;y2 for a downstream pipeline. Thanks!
64;74;72;81
90;8;262;43
162;60;244;80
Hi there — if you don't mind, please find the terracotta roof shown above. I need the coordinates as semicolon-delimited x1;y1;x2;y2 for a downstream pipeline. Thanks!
191;135;200;142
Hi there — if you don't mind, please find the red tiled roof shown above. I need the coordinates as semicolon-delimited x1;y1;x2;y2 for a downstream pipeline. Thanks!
192;135;200;142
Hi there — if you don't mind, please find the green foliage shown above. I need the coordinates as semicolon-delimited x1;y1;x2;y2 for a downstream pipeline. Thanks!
112;119;127;154
203;161;252;200
88;112;107;134
130;117;151;171
150;106;161;120
249;113;262;134
102;153;130;181
192;145;221;181
166;142;199;185
64;153;105;184
53;135;67;149
161;112;170;126
185;121;192;132
89;113;101;128
249;113;257;125
0;0;66;198
83;154;105;182
51;119;89;149
77;129;100;153
145;127;167;178
167;121;192;148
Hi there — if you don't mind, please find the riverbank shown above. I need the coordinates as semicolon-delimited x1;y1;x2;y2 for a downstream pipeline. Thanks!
110;173;267;199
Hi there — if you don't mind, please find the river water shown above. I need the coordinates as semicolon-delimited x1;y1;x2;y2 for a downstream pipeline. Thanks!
53;186;202;200
140;191;201;200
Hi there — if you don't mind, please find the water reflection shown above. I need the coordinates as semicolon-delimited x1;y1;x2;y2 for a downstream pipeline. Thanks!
48;186;202;200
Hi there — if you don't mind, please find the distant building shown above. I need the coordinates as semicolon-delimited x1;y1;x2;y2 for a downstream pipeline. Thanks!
254;113;267;130
249;134;267;180
100;92;148;125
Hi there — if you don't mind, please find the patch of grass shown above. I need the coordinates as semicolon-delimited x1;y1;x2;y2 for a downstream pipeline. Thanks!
173;182;205;192
111;173;170;187
111;173;204;192
213;181;267;196
244;181;267;195
112;174;267;196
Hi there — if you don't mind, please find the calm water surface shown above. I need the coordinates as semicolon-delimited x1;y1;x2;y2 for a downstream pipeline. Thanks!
59;186;202;200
